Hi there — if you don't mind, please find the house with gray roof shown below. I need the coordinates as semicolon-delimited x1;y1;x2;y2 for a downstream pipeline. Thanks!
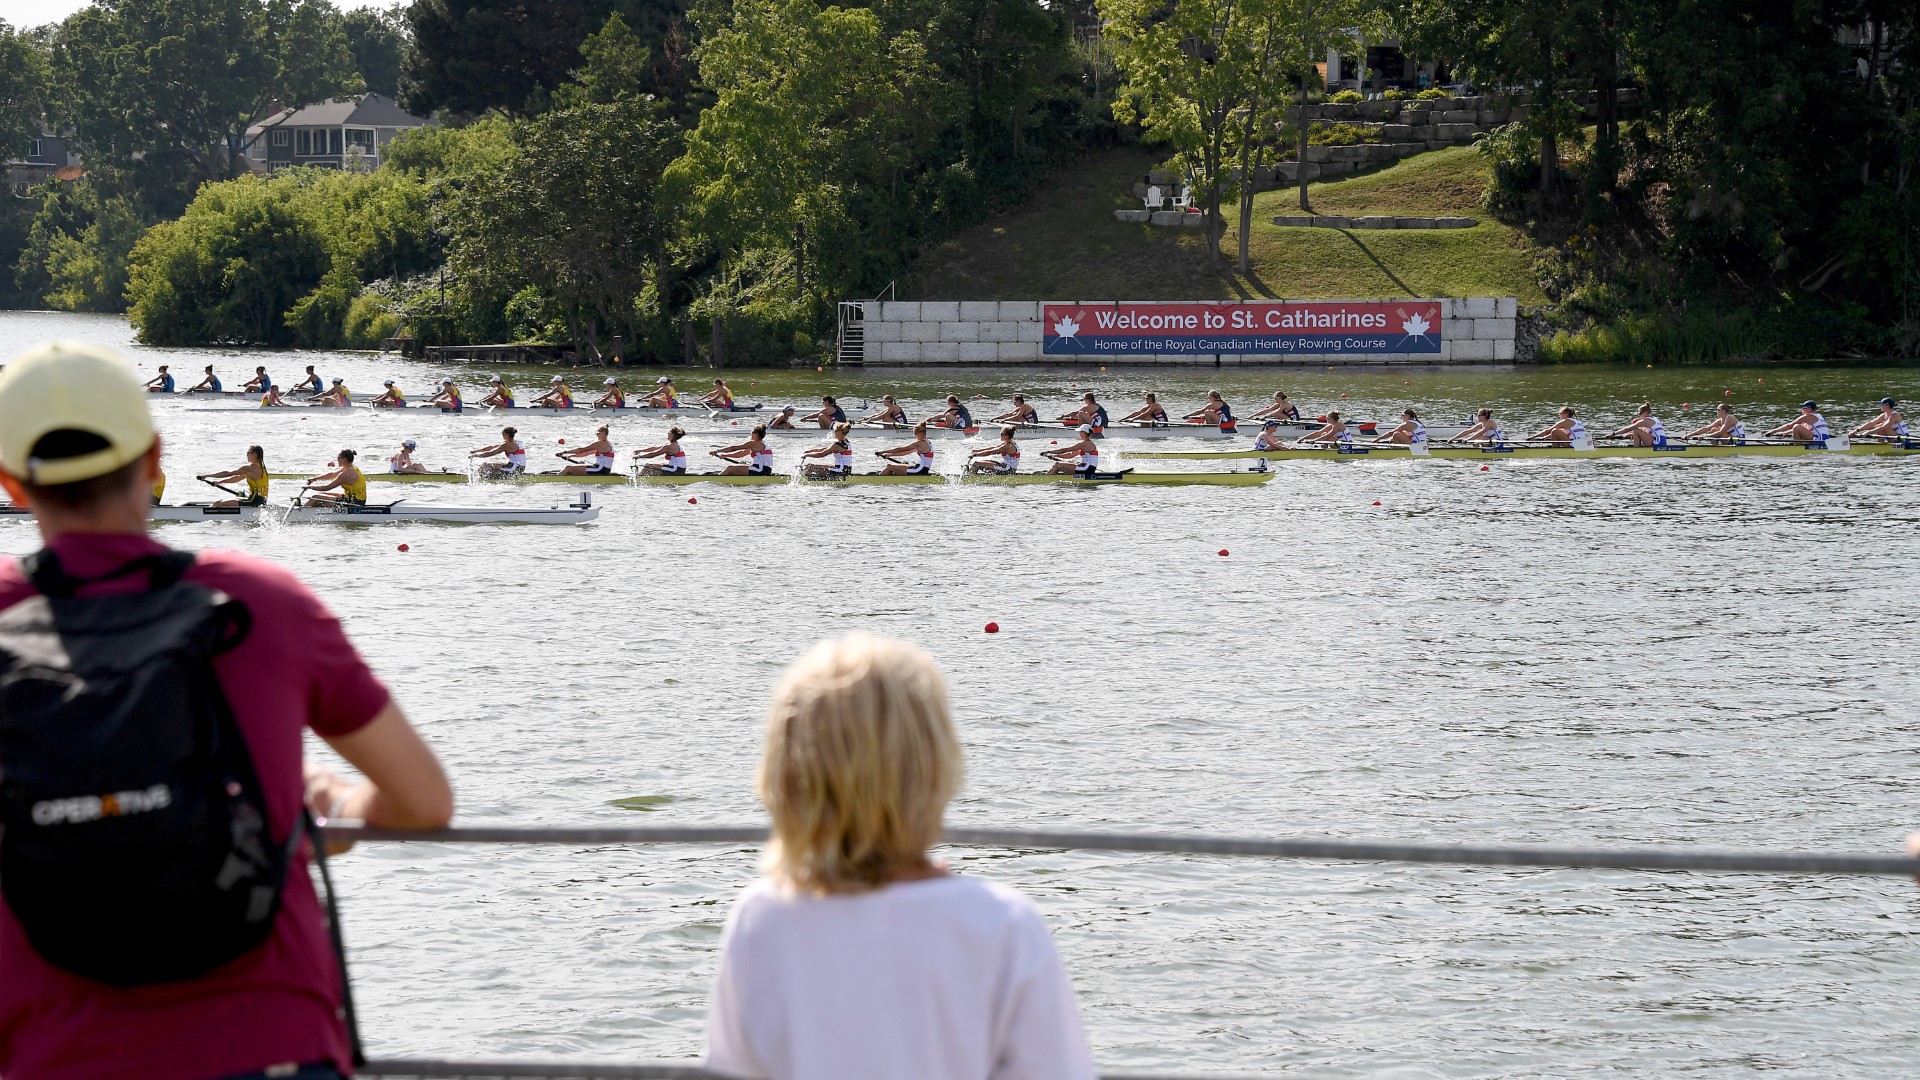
243;93;429;171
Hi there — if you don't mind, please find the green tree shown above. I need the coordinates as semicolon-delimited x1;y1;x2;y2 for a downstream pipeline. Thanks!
1284;0;1376;212
344;4;411;97
0;20;48;162
402;0;688;116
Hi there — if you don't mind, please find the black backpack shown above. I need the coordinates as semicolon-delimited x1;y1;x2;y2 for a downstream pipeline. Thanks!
0;548;294;985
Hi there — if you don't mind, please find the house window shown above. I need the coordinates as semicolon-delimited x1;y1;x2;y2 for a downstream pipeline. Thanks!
27;139;43;161
296;129;311;155
328;129;343;155
346;129;374;151
271;130;289;147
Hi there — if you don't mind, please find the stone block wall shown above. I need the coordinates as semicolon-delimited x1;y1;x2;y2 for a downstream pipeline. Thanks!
844;298;1520;364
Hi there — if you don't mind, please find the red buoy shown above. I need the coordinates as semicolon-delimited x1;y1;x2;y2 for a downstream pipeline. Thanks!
1371;500;1382;506
557;438;566;444
1479;465;1490;472
984;621;1000;634
687;497;698;505
1217;549;1229;556
397;543;409;552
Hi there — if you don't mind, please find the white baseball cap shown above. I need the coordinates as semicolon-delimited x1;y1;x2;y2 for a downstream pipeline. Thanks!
489;375;502;383
402;439;417;449
331;376;344;384
383;379;394;386
551;375;564;383
656;376;671;384
0;341;157;486
1076;424;1094;434
604;377;617;385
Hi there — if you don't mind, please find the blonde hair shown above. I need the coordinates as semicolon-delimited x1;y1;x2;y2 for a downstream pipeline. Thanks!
758;635;963;895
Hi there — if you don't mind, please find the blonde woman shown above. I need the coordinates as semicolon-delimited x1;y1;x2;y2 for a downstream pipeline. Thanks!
705;636;1095;1080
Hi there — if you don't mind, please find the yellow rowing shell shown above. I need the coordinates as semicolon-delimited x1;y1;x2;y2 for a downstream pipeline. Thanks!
1128;440;1920;461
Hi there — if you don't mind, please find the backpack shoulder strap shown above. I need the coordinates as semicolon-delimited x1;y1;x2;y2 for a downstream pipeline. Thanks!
21;547;197;599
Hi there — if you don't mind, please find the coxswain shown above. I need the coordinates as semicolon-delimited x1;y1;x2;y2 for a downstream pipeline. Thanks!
1684;403;1745;443
1251;391;1302;421
595;378;625;409
1608;402;1667;447
1121;393;1169;424
243;365;271;393
801;422;855;479
1295;412;1354;446
966;427;1023;474
991;394;1040;425
559;424;617;475
633;427;690;476
1453;408;1504;444
647;376;678;408
713;426;776;475
470;426;528;477
535;375;573;409
144;365;175;394
1058;393;1108;434
802;395;848;428
371;379;407;408
1766;400;1831;444
315;376;353;407
259;382;288;407
1850;397;1908;438
876;422;937;475
934;395;973;431
430;378;463;413
387;439;428;475
183;365;222;394
1530;406;1587;446
1252;420;1289;451
702;378;736;410
767;405;799;429
1183;391;1236;432
1044;424;1103;475
860;395;911;427
200;445;269;508
1372;409;1427;445
292;365;324;394
480;375;514;409
303;449;367;507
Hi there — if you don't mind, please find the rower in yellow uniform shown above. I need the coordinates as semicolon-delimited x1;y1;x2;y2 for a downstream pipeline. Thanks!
430;378;463;413
315;377;353;407
259;382;289;407
303;449;367;507
151;467;166;505
480;376;514;409
702;378;736;410
201;445;269;507
647;377;678;408
371;379;407;408
535;375;574;409
595;378;625;409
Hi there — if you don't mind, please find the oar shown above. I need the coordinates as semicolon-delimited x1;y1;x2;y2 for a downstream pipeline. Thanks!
196;475;245;498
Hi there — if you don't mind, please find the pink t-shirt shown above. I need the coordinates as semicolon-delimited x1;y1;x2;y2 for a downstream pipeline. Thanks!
0;532;391;1080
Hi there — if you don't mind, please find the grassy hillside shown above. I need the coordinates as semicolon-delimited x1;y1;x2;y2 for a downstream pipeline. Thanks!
909;145;1548;304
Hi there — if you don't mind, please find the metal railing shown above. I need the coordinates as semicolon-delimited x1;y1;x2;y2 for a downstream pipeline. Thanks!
335;823;1920;1079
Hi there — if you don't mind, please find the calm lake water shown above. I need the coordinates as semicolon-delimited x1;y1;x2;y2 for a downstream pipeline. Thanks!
5;311;1920;1077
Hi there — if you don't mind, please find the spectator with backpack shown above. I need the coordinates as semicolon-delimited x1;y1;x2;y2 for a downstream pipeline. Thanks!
0;340;455;1080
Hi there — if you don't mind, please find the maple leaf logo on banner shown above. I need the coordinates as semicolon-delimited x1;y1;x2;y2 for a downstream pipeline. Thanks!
1053;314;1081;338
1395;308;1437;348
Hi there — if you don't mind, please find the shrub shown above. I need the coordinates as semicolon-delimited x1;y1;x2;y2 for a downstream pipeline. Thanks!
1382;89;1409;101
343;291;402;348
1310;123;1377;147
1329;90;1362;104
1416;88;1452;100
1474;122;1540;214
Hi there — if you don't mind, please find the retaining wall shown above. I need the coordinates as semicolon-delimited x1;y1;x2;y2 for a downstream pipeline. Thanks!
848;298;1519;364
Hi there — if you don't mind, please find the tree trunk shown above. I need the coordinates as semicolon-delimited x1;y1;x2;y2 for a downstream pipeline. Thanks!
710;318;725;369
1297;53;1313;212
683;319;697;364
1237;103;1260;274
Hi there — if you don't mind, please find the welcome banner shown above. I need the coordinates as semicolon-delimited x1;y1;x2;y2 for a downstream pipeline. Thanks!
1041;301;1445;355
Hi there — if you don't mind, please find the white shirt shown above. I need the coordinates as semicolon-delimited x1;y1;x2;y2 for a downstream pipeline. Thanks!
705;875;1096;1080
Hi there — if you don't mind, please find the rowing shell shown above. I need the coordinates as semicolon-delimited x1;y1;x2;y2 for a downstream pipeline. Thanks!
267;471;631;485
684;423;1258;441
0;494;602;524
625;469;1275;487
1128;438;1920;460
186;402;763;418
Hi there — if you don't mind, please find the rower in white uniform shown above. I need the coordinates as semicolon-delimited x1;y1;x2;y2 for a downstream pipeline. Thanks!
1251;420;1288;451
966;427;1023;474
1043;425;1103;475
1293;411;1354;446
387;439;429;474
1609;402;1667;447
713;425;776;475
875;421;937;475
1684;403;1745;443
1766;400;1831;444
1453;408;1504;444
557;425;617;475
1530;406;1587;446
633;426;689;475
1372;409;1427;445
1850;397;1908;439
470;425;528;478
801;422;855;478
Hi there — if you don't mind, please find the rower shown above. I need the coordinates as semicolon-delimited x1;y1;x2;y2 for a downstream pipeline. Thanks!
371;379;407;408
801;395;847;428
303;449;367;507
934;395;973;431
292;365;323;394
242;365;271;393
430;378;463;413
703;378;736;410
259;382;288;407
860;395;911;428
876;422;937;475
558;425;617;475
470;426;527;478
144;365;175;394
1530;406;1587;446
184;365;222;394
1684;403;1745;443
595;378;626;409
767;405;799;430
1251;420;1288;451
1058;393;1107;434
151;463;166;505
1766;400;1831;444
201;445;270;507
535;375;573;409
1295;412;1353;446
1043;424;1102;475
1372;408;1427;445
647;376;678;408
1453;408;1504;444
633;426;689;476
966;427;1022;474
991;394;1040;425
713;425;776;475
1183;391;1236;432
315;376;353;407
1609;402;1666;447
801;422;855;479
387;439;429;475
1850;396;1908;438
1121;393;1169;425
480;375;514;410
1251;391;1302;421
